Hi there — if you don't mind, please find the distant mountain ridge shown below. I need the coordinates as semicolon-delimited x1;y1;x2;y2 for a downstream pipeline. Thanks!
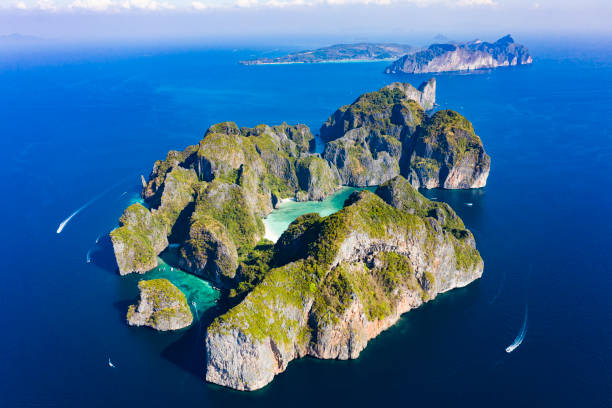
240;43;416;65
385;35;532;74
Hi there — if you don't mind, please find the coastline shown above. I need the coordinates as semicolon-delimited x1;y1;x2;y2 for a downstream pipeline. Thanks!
242;58;397;66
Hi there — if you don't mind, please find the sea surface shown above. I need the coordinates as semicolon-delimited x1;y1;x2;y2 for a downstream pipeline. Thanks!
1;37;611;407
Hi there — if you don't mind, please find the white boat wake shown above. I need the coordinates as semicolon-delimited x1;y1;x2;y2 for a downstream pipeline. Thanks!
86;249;92;264
191;301;198;319
465;202;473;207
95;235;101;244
489;269;506;305
108;357;115;368
506;305;528;353
57;179;128;234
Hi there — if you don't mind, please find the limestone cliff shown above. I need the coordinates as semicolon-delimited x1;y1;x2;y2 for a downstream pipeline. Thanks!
205;176;483;390
127;278;193;331
404;110;490;189
385;35;532;74
295;155;341;201
111;121;324;277
320;81;489;188
110;203;168;275
323;127;402;186
320;80;430;143
110;84;490;390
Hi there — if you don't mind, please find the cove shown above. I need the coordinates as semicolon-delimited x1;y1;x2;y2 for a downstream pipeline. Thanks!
263;186;376;242
146;248;220;318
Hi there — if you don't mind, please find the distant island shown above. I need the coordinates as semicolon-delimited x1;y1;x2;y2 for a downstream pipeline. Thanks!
240;35;532;74
385;34;533;74
111;79;489;391
239;43;416;65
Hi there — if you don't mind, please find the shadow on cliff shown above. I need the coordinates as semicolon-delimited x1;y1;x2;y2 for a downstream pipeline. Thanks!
89;233;120;274
160;304;223;379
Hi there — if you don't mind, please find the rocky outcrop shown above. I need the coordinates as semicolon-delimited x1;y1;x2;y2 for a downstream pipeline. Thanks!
384;78;436;110
178;181;260;288
205;177;483;390
320;82;489;188
385;35;532;74
127;278;193;331
323;127;402;186
110;203;168;275
295;155;341;201
320;82;428;143
403;110;490;189
111;120;325;277
111;83;490;391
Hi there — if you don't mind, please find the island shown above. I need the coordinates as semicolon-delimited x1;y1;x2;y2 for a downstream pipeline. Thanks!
385;34;532;74
110;79;490;390
239;43;416;65
127;278;193;331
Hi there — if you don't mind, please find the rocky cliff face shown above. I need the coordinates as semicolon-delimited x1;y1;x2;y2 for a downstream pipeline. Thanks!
320;81;430;143
404;110;490;189
323;127;402;186
110;203;168;275
385;35;532;74
111;121;324;277
205;176;483;390
127;278;193;331
384;78;436;110
111;82;490;391
320;82;489;188
295;155;341;201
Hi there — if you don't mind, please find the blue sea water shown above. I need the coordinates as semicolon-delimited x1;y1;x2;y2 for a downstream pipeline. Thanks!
1;37;611;407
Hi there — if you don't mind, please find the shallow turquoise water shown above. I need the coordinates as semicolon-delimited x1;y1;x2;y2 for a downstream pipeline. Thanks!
263;186;375;241
147;251;220;320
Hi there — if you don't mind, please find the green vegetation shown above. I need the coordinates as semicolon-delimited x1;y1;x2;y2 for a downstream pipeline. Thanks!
349;87;406;115
111;203;168;273
231;240;275;302
421;110;482;157
128;278;193;329
193;181;264;251
111;225;156;266
412;157;440;179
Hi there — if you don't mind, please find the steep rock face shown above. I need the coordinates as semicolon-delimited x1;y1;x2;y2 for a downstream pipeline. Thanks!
142;145;198;207
319;82;489;189
179;217;239;288
152;166;199;230
127;279;193;331
384;78;436;110
112;120;326;277
178;181;263;288
403;110;490;189
385;35;532;74
205;177;483;391
323;127;402;186
295;155;341;201
320;83;428;142
110;203;168;275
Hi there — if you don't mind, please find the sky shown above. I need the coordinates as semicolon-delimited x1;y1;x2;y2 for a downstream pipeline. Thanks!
0;0;610;44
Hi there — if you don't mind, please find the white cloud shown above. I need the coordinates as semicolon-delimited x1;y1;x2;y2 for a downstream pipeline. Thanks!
191;1;209;9
456;0;496;6
36;0;57;10
69;0;115;11
122;0;176;10
4;0;499;12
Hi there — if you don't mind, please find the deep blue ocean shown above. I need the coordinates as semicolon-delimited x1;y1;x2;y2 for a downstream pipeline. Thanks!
1;37;611;407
